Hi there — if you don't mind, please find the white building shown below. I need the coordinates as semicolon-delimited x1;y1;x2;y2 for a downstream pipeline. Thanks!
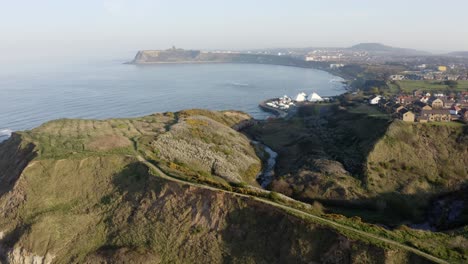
308;92;324;102
330;64;345;69
369;95;382;105
389;75;405;81
295;92;307;102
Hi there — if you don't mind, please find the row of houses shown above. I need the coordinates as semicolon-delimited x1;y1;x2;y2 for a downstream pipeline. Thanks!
369;94;468;123
389;71;468;81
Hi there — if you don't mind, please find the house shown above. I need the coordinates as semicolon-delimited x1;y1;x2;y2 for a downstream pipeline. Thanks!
330;64;344;69
393;104;405;114
378;98;388;109
420;109;451;122
400;109;415;122
420;96;430;103
431;98;444;109
413;89;423;97
369;95;382;105
384;101;395;113
422;105;433;111
460;109;468;122
412;101;431;112
450;114;460;121
397;96;416;105
389;75;405;81
450;105;461;115
438;66;447;72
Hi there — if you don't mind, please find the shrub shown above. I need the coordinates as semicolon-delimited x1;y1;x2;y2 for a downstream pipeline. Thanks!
268;191;282;202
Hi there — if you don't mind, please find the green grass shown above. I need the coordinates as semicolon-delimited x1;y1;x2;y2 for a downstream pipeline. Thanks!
396;80;468;92
387;82;401;95
423;121;465;127
348;104;391;119
326;214;468;263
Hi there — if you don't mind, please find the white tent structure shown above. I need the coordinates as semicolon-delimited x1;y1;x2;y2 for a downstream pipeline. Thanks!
308;92;324;102
295;92;307;102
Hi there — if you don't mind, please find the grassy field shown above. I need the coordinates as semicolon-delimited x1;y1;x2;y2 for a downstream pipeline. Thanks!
396;80;468;93
348;104;391;119
387;82;401;95
423;121;466;127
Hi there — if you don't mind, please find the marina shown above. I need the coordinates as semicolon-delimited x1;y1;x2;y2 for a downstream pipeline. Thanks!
259;91;334;118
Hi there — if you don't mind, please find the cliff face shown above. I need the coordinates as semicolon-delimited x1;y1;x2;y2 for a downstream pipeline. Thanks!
0;110;436;263
0;133;36;197
131;49;201;64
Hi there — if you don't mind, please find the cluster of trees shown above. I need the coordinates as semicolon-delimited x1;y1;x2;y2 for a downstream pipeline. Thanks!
441;80;458;88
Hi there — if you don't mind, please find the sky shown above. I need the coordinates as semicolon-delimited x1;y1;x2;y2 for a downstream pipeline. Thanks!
1;0;468;62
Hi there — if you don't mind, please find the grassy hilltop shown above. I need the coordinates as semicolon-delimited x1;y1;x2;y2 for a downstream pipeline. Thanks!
0;109;467;263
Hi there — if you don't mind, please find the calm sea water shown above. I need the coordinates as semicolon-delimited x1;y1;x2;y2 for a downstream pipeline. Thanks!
0;58;344;137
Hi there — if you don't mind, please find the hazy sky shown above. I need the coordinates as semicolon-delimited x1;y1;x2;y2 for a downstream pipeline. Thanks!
1;0;467;61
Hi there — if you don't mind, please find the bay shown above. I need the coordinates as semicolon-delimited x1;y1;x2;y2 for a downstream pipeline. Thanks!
0;58;344;133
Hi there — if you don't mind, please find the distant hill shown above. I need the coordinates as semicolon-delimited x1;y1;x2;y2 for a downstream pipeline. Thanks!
445;51;468;58
348;43;431;56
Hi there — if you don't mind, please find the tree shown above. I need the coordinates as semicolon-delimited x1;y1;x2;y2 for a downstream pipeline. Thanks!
444;80;458;88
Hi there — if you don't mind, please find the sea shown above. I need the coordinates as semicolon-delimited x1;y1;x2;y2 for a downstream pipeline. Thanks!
0;57;345;141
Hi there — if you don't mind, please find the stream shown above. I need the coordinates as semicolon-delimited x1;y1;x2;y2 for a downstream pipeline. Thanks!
251;140;278;188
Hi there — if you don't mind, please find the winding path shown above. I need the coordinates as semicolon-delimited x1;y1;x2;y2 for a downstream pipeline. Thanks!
135;155;448;264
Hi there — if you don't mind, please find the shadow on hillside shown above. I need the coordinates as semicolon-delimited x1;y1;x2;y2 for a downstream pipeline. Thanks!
219;204;434;263
299;184;468;230
242;104;392;179
0;224;32;262
0;134;36;197
112;162;154;196
220;205;347;264
307;106;392;177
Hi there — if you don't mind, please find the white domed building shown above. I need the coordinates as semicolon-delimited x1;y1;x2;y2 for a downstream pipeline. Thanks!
295;92;307;102
307;92;324;102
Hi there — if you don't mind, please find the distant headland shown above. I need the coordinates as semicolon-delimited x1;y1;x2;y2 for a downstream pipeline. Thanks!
127;46;324;69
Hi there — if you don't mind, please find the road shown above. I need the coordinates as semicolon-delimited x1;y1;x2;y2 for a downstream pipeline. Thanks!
136;155;449;264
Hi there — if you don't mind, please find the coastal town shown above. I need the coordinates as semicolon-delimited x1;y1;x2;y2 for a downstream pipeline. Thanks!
260;88;468;124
